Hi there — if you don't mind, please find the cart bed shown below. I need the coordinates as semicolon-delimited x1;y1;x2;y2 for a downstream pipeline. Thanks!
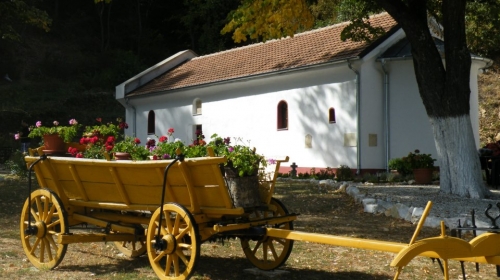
24;155;244;217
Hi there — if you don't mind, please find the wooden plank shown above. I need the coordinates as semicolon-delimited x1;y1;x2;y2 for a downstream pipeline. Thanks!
108;167;131;205
68;164;89;201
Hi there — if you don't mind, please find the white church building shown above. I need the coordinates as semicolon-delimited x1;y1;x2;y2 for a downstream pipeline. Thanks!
115;13;491;174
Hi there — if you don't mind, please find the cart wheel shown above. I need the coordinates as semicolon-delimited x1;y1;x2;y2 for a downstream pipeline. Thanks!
20;188;68;269
241;197;294;270
147;203;200;280
114;237;147;257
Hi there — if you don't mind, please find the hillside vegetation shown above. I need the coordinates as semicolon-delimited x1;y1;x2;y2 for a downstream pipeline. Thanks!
479;55;500;146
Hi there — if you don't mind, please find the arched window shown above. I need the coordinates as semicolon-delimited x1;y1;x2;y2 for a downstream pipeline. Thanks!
277;101;288;130
193;98;202;115
329;107;336;123
147;110;155;135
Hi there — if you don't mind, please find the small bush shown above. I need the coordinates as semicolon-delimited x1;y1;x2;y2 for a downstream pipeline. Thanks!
388;158;412;176
336;165;353;181
5;151;28;178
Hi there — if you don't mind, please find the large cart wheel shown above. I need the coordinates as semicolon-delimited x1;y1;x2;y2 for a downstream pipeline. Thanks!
20;188;68;269
147;203;200;280
241;197;294;270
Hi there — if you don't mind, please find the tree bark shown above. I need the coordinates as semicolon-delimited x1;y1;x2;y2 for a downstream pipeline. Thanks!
375;0;491;198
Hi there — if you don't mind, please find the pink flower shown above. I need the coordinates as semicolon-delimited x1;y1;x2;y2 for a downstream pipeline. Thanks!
14;133;20;140
36;121;42;128
69;119;78;125
267;159;276;165
228;146;234;152
53;121;59;126
168;128;175;136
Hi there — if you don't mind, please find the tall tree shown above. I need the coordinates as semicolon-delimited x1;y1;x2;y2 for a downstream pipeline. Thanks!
367;0;490;198
221;0;314;42
224;0;492;198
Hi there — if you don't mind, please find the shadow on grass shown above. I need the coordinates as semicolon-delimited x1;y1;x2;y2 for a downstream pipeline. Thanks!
52;254;393;279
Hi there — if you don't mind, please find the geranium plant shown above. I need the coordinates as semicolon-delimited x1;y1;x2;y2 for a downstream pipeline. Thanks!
28;119;81;142
83;117;127;140
112;136;149;160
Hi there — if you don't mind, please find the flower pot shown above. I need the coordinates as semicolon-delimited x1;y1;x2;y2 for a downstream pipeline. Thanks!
225;174;262;208
43;134;65;155
114;152;132;160
413;168;433;184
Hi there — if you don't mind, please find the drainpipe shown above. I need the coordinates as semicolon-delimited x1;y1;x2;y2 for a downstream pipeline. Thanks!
380;60;390;172
348;60;361;175
125;98;137;137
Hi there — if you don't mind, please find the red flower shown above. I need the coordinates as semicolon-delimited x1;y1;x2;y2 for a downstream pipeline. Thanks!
106;136;115;144
90;136;99;144
134;137;141;144
105;145;114;151
153;155;158;160
80;137;87;145
168;128;175;135
96;117;102;123
159;136;167;143
76;153;83;158
118;122;129;129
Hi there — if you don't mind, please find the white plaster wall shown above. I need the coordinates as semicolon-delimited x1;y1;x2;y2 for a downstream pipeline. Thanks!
387;60;438;161
126;64;359;170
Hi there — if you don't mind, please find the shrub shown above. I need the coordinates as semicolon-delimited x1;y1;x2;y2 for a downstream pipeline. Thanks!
388;158;412;176
5;151;28;178
336;165;353;181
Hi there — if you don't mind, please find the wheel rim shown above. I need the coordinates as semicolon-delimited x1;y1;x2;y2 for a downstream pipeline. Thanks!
241;198;294;270
147;203;200;280
20;188;68;269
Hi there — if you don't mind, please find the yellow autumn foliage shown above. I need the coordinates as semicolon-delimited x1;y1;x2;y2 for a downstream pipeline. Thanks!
222;0;314;43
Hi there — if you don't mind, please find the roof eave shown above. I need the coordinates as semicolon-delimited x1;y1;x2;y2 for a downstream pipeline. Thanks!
125;56;361;99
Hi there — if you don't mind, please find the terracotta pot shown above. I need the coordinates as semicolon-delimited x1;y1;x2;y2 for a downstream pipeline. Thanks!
413;168;433;184
43;134;65;155
114;152;132;160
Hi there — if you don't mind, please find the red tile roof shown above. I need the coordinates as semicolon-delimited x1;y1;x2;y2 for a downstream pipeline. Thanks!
128;13;397;97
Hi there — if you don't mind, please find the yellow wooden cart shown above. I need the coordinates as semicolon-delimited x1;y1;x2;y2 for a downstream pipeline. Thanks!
21;147;500;280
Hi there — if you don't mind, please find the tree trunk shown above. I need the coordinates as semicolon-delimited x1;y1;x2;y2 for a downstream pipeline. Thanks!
376;0;490;198
430;115;490;198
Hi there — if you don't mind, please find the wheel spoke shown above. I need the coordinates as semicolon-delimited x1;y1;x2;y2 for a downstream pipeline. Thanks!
44;237;54;261
44;204;56;224
35;197;43;220
251;240;263;254
30;208;41;223
43;197;49;220
176;249;189;265
173;213;181;235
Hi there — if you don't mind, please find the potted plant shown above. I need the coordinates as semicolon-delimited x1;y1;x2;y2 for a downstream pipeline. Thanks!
72;118;127;160
208;133;267;177
112;136;150;160
402;149;436;184
28;119;81;154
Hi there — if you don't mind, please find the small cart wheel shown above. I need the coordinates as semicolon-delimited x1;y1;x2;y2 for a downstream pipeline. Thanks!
147;203;200;280
20;188;68;269
241;197;294;270
114;236;147;257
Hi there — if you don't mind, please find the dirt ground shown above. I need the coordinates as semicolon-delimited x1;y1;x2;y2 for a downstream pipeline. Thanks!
2;178;500;279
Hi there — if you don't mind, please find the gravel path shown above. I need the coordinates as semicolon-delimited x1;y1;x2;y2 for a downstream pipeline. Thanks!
356;184;500;227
